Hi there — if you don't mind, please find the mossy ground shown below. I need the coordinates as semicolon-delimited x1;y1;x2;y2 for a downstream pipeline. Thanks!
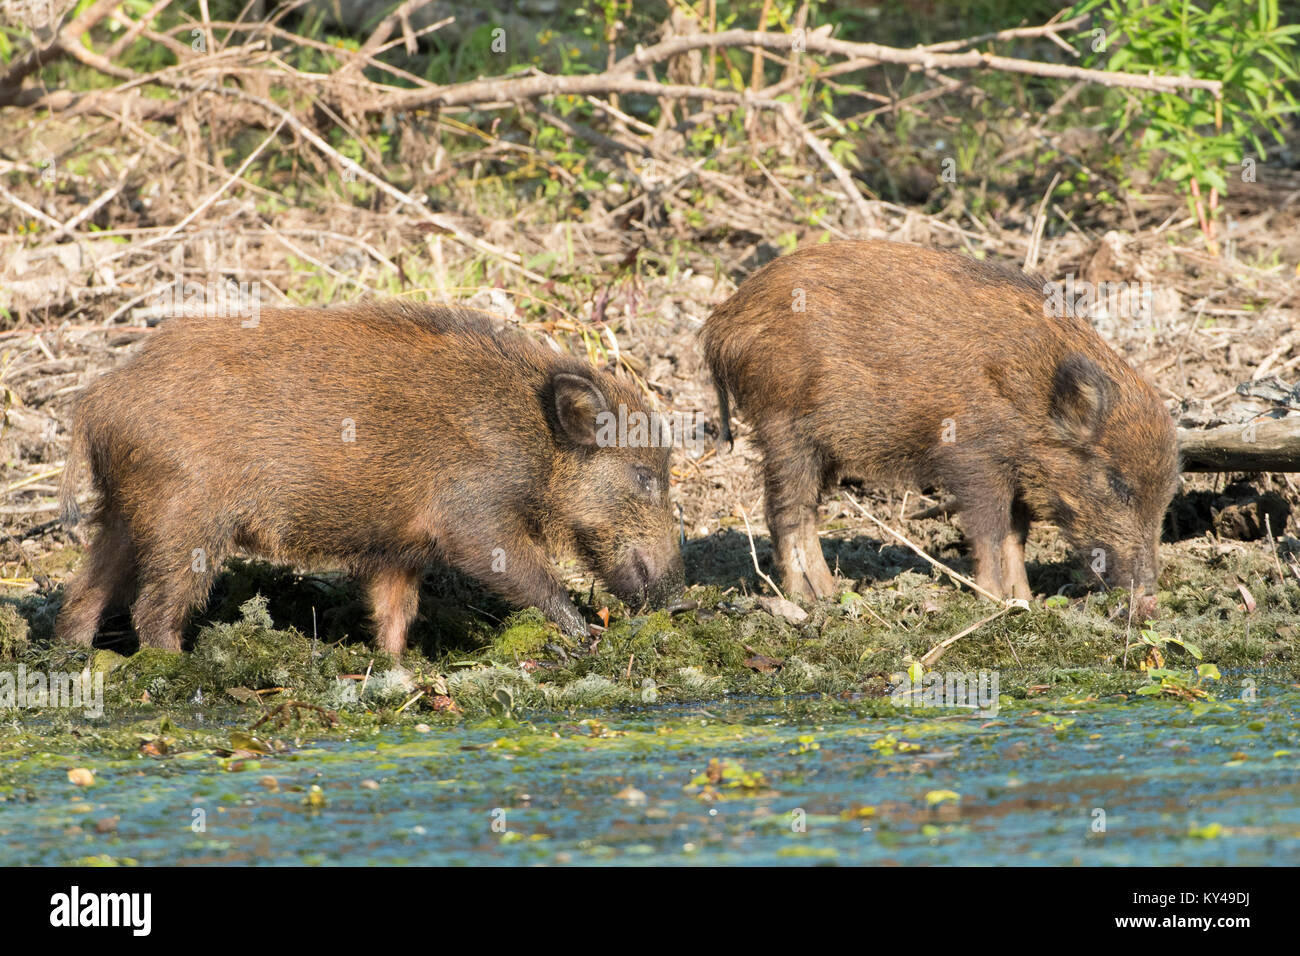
2;530;1296;752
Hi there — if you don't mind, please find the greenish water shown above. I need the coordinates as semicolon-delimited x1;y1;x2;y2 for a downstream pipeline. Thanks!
3;686;1299;866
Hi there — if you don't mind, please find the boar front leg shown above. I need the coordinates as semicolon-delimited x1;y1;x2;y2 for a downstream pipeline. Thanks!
949;475;1024;601
759;428;836;601
367;566;421;655
445;529;589;638
997;497;1032;601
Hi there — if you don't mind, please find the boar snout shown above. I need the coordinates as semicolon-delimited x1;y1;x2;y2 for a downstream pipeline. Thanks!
587;535;686;608
1122;546;1160;594
1110;546;1161;617
1067;532;1163;609
1077;538;1161;617
606;543;685;610
595;530;686;613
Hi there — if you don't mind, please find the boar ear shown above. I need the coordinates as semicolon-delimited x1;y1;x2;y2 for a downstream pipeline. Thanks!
1050;354;1113;445
551;372;609;447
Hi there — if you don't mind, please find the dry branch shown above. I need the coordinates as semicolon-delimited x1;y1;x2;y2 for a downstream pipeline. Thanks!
1;7;1224;247
919;602;1021;669
331;25;1221;115
1178;419;1300;473
0;0;123;103
0;6;1238;328
136;74;547;282
776;102;873;223
921;12;1090;52
1;10;1224;118
608;28;1221;94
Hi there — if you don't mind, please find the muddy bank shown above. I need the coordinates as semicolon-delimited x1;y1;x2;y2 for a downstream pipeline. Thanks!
2;528;1296;731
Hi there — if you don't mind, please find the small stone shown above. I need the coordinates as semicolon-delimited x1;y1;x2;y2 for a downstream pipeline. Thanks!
757;596;809;623
67;768;95;787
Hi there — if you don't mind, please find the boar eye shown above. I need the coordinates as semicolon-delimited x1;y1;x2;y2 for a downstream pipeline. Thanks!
1108;470;1134;504
634;466;657;497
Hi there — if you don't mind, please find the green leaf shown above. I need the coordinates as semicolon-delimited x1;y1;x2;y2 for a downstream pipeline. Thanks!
1200;167;1229;193
1165;636;1203;659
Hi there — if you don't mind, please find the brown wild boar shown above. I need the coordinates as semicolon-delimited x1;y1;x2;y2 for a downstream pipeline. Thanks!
703;240;1179;606
57;302;683;653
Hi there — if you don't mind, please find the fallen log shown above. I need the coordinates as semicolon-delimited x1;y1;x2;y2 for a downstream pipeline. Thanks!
1177;418;1300;472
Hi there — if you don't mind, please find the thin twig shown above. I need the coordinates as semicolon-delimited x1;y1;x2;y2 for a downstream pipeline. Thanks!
844;492;1023;607
919;602;1019;669
738;504;786;601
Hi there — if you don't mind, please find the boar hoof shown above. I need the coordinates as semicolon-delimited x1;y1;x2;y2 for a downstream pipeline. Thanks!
553;603;590;640
780;567;837;603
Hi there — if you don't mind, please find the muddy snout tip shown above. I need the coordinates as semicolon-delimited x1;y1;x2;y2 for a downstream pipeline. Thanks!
624;547;685;610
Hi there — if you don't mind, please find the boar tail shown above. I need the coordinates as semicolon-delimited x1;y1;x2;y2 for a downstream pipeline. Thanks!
714;381;734;451
59;428;87;526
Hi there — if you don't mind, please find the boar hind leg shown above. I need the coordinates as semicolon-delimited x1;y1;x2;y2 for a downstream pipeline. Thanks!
56;508;135;646
367;567;420;655
772;509;835;601
129;534;223;651
759;435;835;601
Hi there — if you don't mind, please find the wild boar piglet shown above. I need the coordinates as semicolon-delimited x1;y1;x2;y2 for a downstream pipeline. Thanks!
702;239;1179;607
58;303;683;652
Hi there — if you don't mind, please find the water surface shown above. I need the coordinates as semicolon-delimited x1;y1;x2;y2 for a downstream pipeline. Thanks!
3;688;1298;865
